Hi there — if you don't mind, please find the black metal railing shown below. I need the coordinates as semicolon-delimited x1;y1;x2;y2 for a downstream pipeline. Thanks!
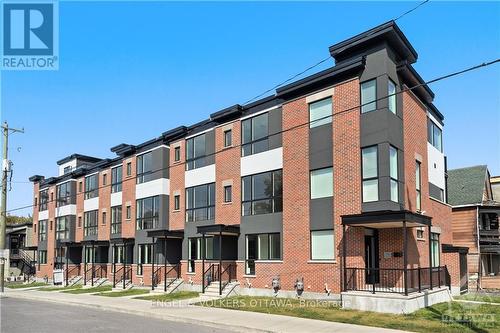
219;264;236;295
113;264;132;289
345;266;449;295
202;264;219;293
65;264;81;285
163;263;181;291
152;266;163;289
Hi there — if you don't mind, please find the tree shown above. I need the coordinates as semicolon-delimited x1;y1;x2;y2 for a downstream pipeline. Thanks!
6;214;32;226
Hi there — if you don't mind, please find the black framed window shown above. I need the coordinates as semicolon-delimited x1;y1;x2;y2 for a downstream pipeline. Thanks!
63;166;72;174
38;220;47;241
137;152;154;184
126;162;132;176
224;185;232;203
136;196;159;230
388;79;397;114
78;181;83;193
311;230;334;260
38;250;47;264
138;243;153;274
309;98;332;128
39;189;48;211
174;146;181;162
185;183;215;222
174;195;180;210
431;233;440;267
102;212;107;225
242;170;282;216
241;113;269;156
84;210;98;236
103;173;107;186
78;216;82;228
245;233;281;275
84;174;98;199
111;206;122;234
428;120;443;152
56;181;72;207
389;146;399;202
362;146;378;202
361;79;377;113
187;237;214;273
126;206;131;219
224;129;232;147
111;165;123;193
55;217;69;240
186;134;207;170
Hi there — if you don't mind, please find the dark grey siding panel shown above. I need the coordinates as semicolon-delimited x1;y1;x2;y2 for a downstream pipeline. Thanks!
269;108;283;150
310;198;333;230
360;111;404;149
38;240;47;251
159;194;169;230
165;238;182;264
309;124;333;170
238;213;283;260
68;215;76;241
205;131;215;165
151;147;169;180
429;182;444;201
67;246;82;264
69;181;77;204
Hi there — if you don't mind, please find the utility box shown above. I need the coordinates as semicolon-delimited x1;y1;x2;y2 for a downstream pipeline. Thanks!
53;269;64;285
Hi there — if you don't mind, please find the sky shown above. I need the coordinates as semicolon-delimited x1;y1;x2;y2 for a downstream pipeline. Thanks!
1;1;499;217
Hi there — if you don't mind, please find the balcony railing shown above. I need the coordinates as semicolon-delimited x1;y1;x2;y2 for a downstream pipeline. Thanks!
345;266;449;295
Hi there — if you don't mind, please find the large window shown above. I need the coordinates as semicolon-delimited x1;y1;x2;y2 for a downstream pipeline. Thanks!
242;113;269;157
245;233;281;275
361;79;376;113
311;230;335;260
56;181;72;207
137;244;153;275
310;167;333;199
56;216;69;240
416;161;422;211
136;196;159;230
111;166;123;193
38;220;47;241
38;250;47;264
111;206;122;234
431;233;440;267
187;237;215;272
112;246;124;264
242;170;282;216
388;79;396;114
428;120;443;152
39;189;48;211
186;183;215;222
137;152;154;184
389;146;399;202
362;146;378;202
84;174;98;199
186;134;207;170
309;98;332;128
84;210;98;236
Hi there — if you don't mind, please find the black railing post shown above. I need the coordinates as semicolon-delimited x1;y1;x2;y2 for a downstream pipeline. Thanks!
112;244;116;288
342;224;347;292
403;221;408;296
202;233;206;293
438;266;441;288
372;269;376;294
123;244;126;290
151;237;155;290
65;245;69;286
164;238;167;291
83;245;87;285
418;267;421;293
91;243;95;287
428;224;433;290
219;231;222;296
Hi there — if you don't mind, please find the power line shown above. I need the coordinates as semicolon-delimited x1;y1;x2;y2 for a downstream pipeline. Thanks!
7;58;499;214
242;0;430;106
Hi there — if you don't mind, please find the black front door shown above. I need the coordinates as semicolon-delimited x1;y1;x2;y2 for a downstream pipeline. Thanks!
365;230;380;284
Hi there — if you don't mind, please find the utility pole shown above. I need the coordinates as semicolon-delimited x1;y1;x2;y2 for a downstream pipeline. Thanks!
0;122;24;292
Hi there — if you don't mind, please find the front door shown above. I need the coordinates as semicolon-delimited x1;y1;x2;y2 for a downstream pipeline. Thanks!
459;252;468;293
365;229;380;284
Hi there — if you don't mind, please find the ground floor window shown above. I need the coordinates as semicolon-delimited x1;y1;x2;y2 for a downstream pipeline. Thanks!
187;237;215;273
137;244;153;275
430;232;440;267
310;230;335;260
84;247;96;263
245;233;281;275
38;250;47;264
112;246;124;264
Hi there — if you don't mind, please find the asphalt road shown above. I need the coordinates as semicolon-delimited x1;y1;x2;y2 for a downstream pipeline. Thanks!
0;297;236;333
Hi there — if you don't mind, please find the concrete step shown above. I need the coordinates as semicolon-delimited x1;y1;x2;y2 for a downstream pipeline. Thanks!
202;281;239;299
112;280;133;291
151;279;183;294
65;276;82;286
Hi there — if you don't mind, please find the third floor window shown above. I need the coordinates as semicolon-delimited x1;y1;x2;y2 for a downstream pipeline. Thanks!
361;79;376;113
84;174;98;200
428;120;443;152
38;220;47;241
84;210;98;236
186;183;215;222
137;152;153;184
56;216;69;240
111;165;123;193
136;196;159;230
56;181;72;207
186;134;207;170
39;189;48;211
242;113;269;157
242;170;282;216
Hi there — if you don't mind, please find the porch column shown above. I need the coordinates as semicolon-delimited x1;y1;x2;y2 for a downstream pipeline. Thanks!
112;243;116;288
65;245;69;286
83;245;86;285
164;238;167;291
201;233;205;293
219;230;222;296
91;243;95;286
342;224;347;292
403;221;408;296
151;237;155;290
123;244;126;289
428;224;433;290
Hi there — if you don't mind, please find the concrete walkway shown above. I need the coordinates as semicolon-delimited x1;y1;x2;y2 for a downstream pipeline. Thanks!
2;289;408;333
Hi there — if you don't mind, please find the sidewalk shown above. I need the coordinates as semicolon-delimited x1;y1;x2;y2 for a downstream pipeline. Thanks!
2;289;407;333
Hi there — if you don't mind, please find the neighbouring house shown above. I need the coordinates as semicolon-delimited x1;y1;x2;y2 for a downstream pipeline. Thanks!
29;21;465;313
491;175;500;201
448;165;500;290
5;221;37;281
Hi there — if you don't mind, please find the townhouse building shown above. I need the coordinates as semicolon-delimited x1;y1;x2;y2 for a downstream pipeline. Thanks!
29;21;465;313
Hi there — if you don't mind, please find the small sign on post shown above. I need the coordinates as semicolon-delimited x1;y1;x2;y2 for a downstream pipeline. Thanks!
53;269;63;285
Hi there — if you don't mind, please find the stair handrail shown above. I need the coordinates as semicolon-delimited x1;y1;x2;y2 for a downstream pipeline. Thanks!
152;266;163;288
220;264;235;294
203;264;214;293
163;263;180;291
